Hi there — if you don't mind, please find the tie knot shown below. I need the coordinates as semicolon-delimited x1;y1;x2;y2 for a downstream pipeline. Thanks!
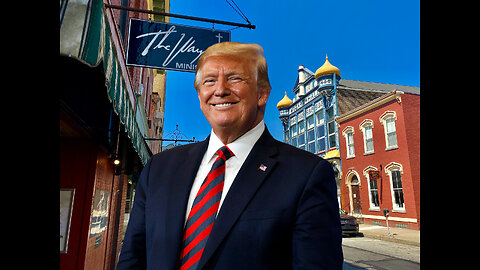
217;146;234;161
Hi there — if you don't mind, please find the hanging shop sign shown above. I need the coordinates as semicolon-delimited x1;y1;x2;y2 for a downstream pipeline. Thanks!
126;18;231;72
369;170;379;180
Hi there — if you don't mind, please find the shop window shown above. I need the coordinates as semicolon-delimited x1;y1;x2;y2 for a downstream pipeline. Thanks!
391;170;404;209
368;175;380;209
385;162;405;212
363;167;380;211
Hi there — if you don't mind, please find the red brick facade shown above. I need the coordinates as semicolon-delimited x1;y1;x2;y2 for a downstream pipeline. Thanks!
336;91;420;230
60;138;129;270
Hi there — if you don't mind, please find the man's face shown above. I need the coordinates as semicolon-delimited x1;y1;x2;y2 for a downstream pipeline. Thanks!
196;55;269;140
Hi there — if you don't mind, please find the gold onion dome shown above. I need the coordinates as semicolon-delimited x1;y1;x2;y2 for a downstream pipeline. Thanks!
314;55;341;79
277;92;293;109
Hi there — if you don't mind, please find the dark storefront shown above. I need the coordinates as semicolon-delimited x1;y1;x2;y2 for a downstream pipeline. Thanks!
60;1;161;269
60;54;145;269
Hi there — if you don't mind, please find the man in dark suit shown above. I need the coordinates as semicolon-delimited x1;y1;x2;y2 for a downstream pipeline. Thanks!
116;42;343;270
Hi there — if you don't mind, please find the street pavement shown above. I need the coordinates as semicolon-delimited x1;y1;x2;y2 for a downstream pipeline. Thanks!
356;223;420;247
342;224;420;269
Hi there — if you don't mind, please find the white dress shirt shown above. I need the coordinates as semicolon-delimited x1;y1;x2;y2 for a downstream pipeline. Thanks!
184;120;265;223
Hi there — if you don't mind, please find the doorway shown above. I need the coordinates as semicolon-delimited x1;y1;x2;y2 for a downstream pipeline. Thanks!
350;174;362;214
351;183;362;214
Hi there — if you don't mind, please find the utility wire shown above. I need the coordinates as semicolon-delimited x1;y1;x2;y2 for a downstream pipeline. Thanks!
225;0;246;21
225;0;251;25
230;0;251;24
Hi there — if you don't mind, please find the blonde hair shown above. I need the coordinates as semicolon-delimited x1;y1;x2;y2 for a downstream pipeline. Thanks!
194;42;272;93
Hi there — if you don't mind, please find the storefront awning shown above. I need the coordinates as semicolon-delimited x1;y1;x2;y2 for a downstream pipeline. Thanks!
324;149;340;160
60;0;104;67
60;0;151;165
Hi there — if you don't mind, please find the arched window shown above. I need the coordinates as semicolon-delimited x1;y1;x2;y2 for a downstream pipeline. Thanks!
380;111;398;150
342;126;355;158
351;174;359;185
359;119;374;154
385;162;405;211
363;166;380;210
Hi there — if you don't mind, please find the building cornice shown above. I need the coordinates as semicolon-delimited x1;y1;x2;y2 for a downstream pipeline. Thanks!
335;90;404;124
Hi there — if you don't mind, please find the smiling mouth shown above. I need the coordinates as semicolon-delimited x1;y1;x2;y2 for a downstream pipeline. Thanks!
212;102;238;107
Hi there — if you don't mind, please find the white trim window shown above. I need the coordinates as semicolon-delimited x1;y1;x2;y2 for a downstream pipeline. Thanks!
307;114;316;153
290;116;297;147
363;166;380;211
342;126;355;158
385;162;405;212
290;124;297;146
298;118;305;150
380;111;398;150
326;106;336;149
359;119;374;154
315;109;326;152
284;129;289;144
315;108;325;126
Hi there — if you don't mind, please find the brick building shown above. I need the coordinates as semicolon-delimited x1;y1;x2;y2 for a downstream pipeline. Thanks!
60;0;169;269
336;90;420;229
276;56;420;208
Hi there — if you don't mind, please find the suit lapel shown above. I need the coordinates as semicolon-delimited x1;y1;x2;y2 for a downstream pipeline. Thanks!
197;129;278;270
164;138;209;269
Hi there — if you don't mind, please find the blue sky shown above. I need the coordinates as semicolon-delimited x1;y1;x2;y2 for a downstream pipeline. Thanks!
162;0;420;145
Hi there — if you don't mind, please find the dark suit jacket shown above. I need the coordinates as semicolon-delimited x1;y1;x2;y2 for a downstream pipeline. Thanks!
117;128;343;270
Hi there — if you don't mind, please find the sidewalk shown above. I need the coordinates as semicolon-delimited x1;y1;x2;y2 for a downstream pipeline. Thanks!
358;224;420;247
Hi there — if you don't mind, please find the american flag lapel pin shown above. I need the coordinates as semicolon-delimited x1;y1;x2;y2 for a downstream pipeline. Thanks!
259;164;267;171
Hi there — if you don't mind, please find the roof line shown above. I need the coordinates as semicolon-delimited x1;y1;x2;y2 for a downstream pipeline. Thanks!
339;78;420;88
335;90;404;123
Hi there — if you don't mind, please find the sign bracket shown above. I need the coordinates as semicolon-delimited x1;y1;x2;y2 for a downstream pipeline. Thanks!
104;4;255;30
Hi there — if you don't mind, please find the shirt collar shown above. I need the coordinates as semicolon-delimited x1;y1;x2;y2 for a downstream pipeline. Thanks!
205;120;265;163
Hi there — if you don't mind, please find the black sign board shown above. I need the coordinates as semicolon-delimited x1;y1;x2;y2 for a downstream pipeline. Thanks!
126;18;231;72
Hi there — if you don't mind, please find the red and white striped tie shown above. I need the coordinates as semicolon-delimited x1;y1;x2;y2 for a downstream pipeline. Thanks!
178;146;234;270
